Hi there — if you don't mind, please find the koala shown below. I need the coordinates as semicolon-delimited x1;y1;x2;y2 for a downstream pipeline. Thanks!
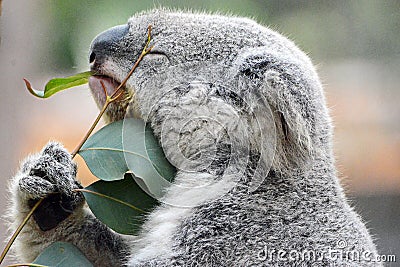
7;9;381;266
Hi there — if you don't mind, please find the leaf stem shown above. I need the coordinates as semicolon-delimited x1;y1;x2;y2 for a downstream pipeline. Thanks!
0;198;45;265
71;96;109;158
71;25;154;158
74;188;145;213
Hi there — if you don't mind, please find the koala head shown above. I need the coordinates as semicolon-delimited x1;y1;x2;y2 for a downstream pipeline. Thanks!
88;9;332;192
89;10;263;119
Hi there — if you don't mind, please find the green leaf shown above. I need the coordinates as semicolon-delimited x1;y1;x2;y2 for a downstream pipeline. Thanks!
123;119;175;198
78;118;175;198
82;174;158;235
78;120;127;181
24;71;92;98
33;241;93;267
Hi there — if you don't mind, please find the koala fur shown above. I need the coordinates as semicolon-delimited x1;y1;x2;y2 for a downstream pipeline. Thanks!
7;9;381;266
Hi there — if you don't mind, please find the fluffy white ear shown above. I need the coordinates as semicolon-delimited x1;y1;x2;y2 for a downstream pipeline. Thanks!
235;47;316;174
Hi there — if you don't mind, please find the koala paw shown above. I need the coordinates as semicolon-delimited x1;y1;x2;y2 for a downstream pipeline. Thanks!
16;142;84;231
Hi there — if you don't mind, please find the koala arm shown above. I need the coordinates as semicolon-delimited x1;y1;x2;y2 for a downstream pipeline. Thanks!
7;142;130;266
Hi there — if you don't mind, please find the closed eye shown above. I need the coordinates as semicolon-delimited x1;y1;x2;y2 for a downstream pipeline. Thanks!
147;49;169;59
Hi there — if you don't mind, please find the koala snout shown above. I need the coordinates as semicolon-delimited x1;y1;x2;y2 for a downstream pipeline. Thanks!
89;24;129;66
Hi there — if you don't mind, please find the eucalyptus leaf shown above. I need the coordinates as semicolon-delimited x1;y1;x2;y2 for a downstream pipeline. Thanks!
78;118;175;198
122;119;175;198
24;71;92;98
79;120;127;181
83;174;158;235
33;241;93;267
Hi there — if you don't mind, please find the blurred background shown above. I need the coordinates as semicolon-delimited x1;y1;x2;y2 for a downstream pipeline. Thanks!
0;0;399;265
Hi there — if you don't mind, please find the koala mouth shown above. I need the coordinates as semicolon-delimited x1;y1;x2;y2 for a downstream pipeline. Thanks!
88;75;124;107
88;74;140;122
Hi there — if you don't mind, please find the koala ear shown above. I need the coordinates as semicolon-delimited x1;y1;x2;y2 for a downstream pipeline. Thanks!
235;47;315;173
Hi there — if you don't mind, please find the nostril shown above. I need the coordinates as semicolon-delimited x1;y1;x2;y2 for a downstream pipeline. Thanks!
89;52;96;64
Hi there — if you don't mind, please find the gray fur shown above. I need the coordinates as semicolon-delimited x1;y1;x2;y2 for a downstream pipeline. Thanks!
7;9;380;266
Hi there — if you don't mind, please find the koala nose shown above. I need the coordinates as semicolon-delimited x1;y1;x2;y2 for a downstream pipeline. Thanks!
89;24;129;64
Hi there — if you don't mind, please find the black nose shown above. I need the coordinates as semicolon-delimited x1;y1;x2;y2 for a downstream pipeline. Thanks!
89;24;129;64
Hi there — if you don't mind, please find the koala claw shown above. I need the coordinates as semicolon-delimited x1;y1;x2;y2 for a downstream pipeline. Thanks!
19;175;57;198
16;142;84;231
